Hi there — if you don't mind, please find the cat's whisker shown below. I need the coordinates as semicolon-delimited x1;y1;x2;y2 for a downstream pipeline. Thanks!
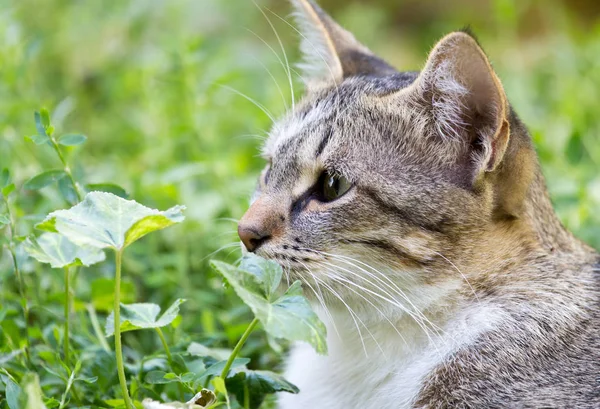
302;248;446;339
433;251;481;303
249;54;289;111
311;274;370;358
214;217;240;224
316;263;408;348
297;260;342;341
234;132;269;141
253;2;295;111
319;251;448;338
200;242;241;262
317;260;445;352
281;259;291;287
217;83;276;123
267;7;342;105
214;230;239;239
313;273;392;359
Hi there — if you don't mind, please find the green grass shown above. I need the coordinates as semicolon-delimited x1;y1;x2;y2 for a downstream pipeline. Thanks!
1;0;599;407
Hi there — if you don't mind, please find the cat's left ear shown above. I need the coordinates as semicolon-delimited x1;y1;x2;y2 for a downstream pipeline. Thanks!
290;0;396;83
413;31;510;173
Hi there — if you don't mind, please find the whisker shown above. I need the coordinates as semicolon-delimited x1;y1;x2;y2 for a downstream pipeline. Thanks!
201;242;241;262
318;260;444;351
249;54;289;111
433;251;480;303
318;251;448;338
298;260;342;341
317;263;408;347
217;84;276;123
312;274;386;358
266;7;341;91
233;132;268;141
253;2;295;110
214;217;240;224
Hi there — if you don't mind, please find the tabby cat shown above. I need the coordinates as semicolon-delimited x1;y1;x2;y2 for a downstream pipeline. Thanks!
236;1;600;408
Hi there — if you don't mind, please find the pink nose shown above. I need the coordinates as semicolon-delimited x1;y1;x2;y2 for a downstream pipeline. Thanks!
238;225;271;252
237;196;284;252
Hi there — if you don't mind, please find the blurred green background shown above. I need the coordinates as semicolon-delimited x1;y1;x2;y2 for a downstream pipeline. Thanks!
1;0;599;398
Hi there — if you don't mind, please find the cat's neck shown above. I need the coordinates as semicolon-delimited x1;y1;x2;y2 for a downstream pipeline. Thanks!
523;167;593;257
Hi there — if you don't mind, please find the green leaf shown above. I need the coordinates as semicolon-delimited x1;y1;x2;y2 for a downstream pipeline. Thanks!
23;233;106;268
239;253;283;300
24;170;67;190
0;168;9;188
202;358;250;378
91;277;136;312
85;183;129;198
211;256;327;354
34;111;49;142
105;299;186;336
144;370;174;385
36;191;185;250
0;214;10;226
1;375;21;409
226;370;299;409
25;133;50;145
39;108;51;128
58;133;87;146
187;342;231;361
58;177;78;204
2;183;15;197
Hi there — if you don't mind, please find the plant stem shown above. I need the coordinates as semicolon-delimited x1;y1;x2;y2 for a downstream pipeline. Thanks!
155;327;185;401
86;304;111;352
63;266;71;367
243;383;250;409
220;318;259;380
114;249;133;409
155;328;172;362
4;197;32;367
49;135;83;201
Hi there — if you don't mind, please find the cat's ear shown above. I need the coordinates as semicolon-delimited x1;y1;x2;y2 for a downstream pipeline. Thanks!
290;0;396;83
413;31;510;173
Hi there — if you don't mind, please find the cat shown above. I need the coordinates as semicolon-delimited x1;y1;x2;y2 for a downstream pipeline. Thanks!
236;1;600;408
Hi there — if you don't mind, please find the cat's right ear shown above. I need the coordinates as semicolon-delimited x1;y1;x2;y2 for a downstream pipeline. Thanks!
410;31;510;176
290;0;395;84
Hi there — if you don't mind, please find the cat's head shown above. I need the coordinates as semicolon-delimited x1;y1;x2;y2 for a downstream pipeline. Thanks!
238;0;537;297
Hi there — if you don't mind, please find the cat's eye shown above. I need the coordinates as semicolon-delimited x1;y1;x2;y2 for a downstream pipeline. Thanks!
320;171;351;202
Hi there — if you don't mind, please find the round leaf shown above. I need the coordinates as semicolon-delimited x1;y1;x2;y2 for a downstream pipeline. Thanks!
36;191;185;250
23;233;106;268
85;183;128;198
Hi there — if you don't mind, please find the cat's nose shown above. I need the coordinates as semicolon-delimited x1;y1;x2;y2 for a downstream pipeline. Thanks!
238;196;284;252
238;226;271;253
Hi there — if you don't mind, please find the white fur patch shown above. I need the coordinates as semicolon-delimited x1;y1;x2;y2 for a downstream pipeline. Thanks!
278;291;505;409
